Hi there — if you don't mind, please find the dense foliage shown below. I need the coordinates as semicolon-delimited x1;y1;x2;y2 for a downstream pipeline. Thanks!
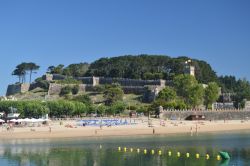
204;82;220;109
173;74;204;107
0;100;127;118
47;63;89;77
219;76;250;108
12;62;40;83
150;75;220;113
103;84;124;106
86;55;218;83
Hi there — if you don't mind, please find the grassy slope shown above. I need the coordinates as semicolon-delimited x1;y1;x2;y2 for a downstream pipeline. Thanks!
12;89;148;107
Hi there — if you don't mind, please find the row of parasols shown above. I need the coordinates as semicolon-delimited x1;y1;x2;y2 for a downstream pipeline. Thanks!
0;118;51;123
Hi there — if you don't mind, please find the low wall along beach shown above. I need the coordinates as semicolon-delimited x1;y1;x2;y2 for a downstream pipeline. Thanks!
160;109;250;120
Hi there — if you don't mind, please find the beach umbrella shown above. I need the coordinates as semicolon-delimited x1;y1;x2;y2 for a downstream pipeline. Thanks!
0;119;5;123
30;118;38;123
10;119;17;122
24;118;31;122
16;119;24;123
44;119;51;121
37;119;45;122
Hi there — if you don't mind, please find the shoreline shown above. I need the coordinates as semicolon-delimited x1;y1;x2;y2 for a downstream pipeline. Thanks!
1;119;250;140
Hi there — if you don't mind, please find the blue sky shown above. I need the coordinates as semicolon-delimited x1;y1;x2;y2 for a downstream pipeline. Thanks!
0;0;250;96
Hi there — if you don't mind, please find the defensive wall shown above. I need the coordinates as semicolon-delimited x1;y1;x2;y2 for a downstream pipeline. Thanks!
160;109;250;120
6;74;166;102
6;83;31;96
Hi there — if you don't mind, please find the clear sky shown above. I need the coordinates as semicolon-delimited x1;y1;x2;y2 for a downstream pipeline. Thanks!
0;0;250;96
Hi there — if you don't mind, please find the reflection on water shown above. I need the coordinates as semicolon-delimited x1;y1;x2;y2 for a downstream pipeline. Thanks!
0;131;250;166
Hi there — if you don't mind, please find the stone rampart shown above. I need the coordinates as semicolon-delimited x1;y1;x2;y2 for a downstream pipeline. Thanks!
47;74;166;87
160;109;250;120
98;77;165;87
6;83;31;96
122;86;146;95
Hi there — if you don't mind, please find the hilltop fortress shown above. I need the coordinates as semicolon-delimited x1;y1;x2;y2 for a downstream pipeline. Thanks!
6;74;167;102
6;61;195;102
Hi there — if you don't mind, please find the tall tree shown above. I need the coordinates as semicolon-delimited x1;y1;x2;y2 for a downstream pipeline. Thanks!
12;68;25;83
103;84;124;106
12;62;40;83
173;74;204;108
26;62;40;83
234;79;250;108
204;82;220;109
157;86;177;102
12;63;27;83
47;64;64;74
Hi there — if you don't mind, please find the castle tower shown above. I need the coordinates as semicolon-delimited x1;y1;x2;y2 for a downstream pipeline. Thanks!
184;60;195;77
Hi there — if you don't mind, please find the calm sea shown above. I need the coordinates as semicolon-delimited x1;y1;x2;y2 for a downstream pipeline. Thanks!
0;130;250;166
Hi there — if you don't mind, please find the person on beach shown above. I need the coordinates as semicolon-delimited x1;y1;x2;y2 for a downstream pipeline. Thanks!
190;127;193;136
49;127;51;133
153;128;155;134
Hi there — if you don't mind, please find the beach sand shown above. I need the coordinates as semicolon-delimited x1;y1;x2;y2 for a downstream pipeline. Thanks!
1;119;250;139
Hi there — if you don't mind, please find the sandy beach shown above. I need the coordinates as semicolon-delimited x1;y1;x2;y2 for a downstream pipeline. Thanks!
1;118;250;139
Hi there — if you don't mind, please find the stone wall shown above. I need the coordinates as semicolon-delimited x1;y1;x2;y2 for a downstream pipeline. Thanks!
76;77;100;86
98;77;166;87
43;75;166;101
51;74;67;80
42;74;53;81
46;74;166;87
6;83;31;96
160;109;250;120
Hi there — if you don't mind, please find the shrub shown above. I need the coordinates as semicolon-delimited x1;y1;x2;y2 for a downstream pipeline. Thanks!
60;86;72;96
72;85;80;95
36;80;50;90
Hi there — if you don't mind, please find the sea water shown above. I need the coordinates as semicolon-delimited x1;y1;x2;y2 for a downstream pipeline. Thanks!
0;130;250;166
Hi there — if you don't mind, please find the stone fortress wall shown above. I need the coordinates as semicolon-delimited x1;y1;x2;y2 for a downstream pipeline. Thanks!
6;74;166;102
6;83;31;96
49;75;166;101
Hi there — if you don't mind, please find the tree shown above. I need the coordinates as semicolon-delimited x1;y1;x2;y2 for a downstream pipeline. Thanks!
12;62;40;83
47;66;55;73
204;82;220;109
105;101;126;115
72;102;87;117
72;85;80;95
60;86;72;96
86;55;217;83
187;84;204;108
157;86;177;102
26;62;40;83
12;68;25;83
72;95;92;105
48;64;64;74
173;74;204;108
218;75;237;93
63;63;89;77
234;79;250;108
103;84;124;106
12;63;27;83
